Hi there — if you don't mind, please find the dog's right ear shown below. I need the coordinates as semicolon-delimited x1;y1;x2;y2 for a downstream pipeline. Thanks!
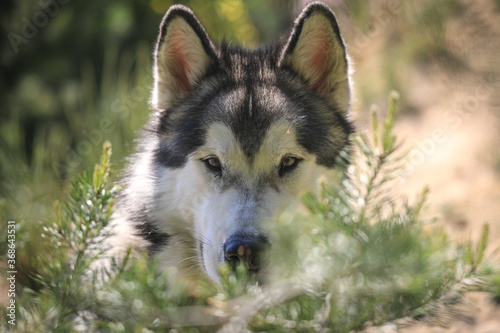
152;5;217;110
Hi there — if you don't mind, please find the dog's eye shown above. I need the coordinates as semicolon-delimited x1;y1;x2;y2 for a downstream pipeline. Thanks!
202;157;222;175
279;156;301;177
282;157;296;167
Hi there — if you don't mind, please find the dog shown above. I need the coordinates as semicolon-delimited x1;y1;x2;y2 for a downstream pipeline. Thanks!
97;1;354;284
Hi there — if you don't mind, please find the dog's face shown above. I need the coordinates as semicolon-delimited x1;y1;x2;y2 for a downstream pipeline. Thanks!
148;3;353;282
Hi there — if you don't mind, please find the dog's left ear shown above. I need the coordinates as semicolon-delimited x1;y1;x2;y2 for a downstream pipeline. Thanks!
279;2;351;115
152;5;217;110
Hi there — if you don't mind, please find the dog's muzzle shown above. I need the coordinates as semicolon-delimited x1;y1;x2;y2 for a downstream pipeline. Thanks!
223;234;270;272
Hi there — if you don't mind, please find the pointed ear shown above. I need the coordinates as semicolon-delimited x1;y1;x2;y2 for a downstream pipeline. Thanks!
279;2;351;115
152;5;217;110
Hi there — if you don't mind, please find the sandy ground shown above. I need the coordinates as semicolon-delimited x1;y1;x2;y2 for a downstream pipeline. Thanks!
394;80;500;333
355;59;500;333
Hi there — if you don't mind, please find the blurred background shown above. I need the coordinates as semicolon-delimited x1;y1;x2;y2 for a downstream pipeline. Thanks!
1;0;499;330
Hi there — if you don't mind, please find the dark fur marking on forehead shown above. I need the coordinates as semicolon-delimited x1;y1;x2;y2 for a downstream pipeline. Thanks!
227;89;273;160
219;44;282;161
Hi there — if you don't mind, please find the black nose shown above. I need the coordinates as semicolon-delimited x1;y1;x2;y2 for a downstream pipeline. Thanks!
224;235;269;272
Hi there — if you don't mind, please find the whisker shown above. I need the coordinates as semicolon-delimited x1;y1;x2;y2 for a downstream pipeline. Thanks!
176;255;199;265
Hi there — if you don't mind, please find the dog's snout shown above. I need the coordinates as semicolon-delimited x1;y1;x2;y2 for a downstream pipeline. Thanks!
224;235;269;272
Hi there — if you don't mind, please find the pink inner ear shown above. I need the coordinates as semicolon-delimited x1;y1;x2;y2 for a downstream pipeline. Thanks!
308;30;332;93
310;31;329;67
170;29;192;94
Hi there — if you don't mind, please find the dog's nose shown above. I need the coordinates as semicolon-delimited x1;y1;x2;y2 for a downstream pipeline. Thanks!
224;235;269;272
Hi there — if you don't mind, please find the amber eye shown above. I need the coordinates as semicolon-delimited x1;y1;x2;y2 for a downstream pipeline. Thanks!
279;156;301;177
202;156;222;175
282;157;296;168
207;157;220;167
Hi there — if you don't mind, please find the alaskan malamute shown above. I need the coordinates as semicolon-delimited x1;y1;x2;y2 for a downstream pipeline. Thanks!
99;1;353;283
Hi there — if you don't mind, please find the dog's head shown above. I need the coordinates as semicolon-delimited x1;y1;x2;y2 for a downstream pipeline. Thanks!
148;2;353;282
